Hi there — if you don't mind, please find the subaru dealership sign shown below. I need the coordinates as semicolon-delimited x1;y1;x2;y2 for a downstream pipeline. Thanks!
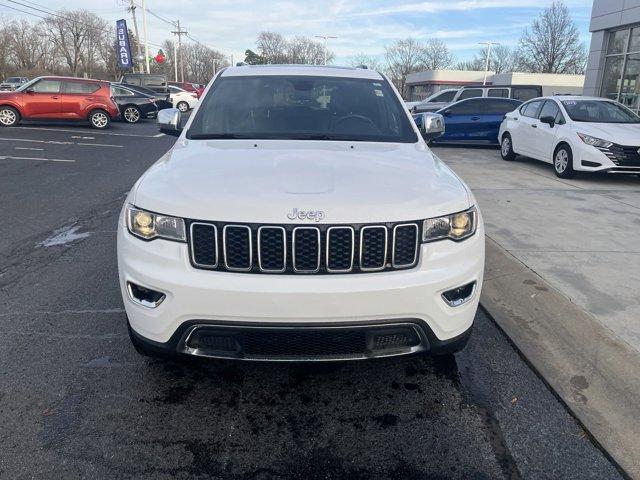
116;19;133;69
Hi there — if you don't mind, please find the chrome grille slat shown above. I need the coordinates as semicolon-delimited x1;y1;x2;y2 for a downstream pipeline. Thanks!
257;226;286;273
292;227;321;273
359;226;387;271
326;226;355;273
189;221;420;274
392;224;419;268
223;225;252;271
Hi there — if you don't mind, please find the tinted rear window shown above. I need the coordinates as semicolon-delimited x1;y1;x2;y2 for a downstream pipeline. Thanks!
512;87;541;101
63;81;101;94
458;88;483;100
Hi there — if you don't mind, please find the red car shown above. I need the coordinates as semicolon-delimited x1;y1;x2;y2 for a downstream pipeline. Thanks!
0;76;120;129
169;81;205;99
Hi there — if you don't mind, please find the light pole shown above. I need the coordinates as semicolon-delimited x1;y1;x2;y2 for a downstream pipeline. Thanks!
314;35;337;65
478;41;499;85
141;0;150;73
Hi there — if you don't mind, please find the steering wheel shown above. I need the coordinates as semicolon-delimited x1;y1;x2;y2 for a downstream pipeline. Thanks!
331;114;377;131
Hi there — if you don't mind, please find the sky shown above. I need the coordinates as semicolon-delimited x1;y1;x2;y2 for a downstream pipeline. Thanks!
1;0;593;65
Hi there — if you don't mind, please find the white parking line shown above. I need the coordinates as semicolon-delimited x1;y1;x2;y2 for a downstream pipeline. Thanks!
0;138;122;148
14;147;44;151
76;143;123;148
12;126;160;138
0;155;75;163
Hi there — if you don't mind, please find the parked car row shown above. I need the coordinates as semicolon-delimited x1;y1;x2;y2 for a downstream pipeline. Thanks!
409;84;543;114
415;93;640;179
0;74;201;129
0;77;29;91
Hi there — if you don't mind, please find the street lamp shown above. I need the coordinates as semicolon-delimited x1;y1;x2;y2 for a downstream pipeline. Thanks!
478;41;499;85
314;35;338;65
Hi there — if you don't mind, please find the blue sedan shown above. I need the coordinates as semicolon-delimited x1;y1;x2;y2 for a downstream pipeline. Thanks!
414;97;522;145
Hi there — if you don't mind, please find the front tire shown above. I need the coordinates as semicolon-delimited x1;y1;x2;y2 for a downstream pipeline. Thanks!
177;101;189;113
553;144;574;178
89;109;110;129
500;133;516;161
122;105;141;124
0;106;19;127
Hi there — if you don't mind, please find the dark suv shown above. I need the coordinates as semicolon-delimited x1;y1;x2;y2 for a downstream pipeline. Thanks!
120;74;169;94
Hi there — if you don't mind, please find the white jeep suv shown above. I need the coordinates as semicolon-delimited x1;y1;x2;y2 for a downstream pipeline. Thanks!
117;65;484;361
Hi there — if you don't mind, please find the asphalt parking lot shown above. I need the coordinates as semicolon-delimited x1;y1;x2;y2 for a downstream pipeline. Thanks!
0;121;625;479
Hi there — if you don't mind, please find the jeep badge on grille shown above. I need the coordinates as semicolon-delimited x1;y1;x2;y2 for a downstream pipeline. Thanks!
287;208;325;222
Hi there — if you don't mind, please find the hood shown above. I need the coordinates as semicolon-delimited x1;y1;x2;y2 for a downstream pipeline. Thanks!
575;122;640;146
133;139;470;224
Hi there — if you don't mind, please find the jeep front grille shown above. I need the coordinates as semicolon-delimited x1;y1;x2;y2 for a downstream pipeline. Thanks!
188;221;420;274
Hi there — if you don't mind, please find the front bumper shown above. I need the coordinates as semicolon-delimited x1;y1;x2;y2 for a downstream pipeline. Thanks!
118;212;485;359
575;142;640;173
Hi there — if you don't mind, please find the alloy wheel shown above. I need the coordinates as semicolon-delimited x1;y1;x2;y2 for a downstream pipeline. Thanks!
555;149;568;173
0;108;17;126
501;137;511;157
91;112;108;128
124;107;140;123
177;102;189;112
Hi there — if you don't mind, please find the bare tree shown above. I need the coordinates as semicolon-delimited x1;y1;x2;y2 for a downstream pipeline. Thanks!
257;31;289;64
287;36;329;65
457;45;516;73
384;38;425;97
517;0;587;74
420;38;453;70
348;53;383;71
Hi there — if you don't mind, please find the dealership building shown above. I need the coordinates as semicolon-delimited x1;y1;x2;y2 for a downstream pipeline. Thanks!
405;70;584;101
584;0;640;112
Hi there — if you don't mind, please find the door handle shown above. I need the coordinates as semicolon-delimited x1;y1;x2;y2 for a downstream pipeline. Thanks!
51;96;59;100
471;116;480;121
531;124;537;128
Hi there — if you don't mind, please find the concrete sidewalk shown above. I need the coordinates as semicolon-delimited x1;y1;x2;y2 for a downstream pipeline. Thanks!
435;145;640;477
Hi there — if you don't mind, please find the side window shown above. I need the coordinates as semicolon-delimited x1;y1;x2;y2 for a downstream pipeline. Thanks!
145;76;166;88
113;86;134;96
32;80;61;93
488;88;509;98
512;87;541;101
538;100;560;121
485;100;520;114
449;99;484;115
62;82;100;94
457;88;483;100
520;100;543;118
123;76;140;86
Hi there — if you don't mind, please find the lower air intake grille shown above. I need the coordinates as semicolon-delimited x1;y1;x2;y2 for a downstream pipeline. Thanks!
182;324;425;360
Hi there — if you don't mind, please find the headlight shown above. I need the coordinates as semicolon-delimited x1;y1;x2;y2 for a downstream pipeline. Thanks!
126;205;186;242
576;133;613;149
422;206;477;242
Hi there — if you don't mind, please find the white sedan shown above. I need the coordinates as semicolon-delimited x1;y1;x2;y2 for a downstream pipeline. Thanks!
498;96;640;178
168;85;198;112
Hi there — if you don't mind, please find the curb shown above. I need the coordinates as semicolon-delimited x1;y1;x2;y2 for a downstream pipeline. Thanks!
481;237;640;479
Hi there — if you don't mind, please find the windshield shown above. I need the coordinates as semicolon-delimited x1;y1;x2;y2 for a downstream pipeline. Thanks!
187;75;418;142
561;100;640;123
16;78;39;92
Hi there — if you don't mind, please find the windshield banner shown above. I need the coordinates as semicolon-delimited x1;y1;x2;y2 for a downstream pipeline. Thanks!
116;19;133;69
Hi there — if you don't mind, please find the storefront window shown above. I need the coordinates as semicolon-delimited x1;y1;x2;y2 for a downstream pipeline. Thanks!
602;56;624;100
621;54;640;110
601;26;640;112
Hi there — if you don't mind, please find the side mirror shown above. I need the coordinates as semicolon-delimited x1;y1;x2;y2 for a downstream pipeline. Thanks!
418;113;445;141
443;109;452;117
26;88;35;94
540;115;555;128
157;108;182;137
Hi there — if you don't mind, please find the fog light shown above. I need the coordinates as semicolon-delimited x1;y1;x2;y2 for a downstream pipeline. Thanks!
127;282;166;308
442;282;476;307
